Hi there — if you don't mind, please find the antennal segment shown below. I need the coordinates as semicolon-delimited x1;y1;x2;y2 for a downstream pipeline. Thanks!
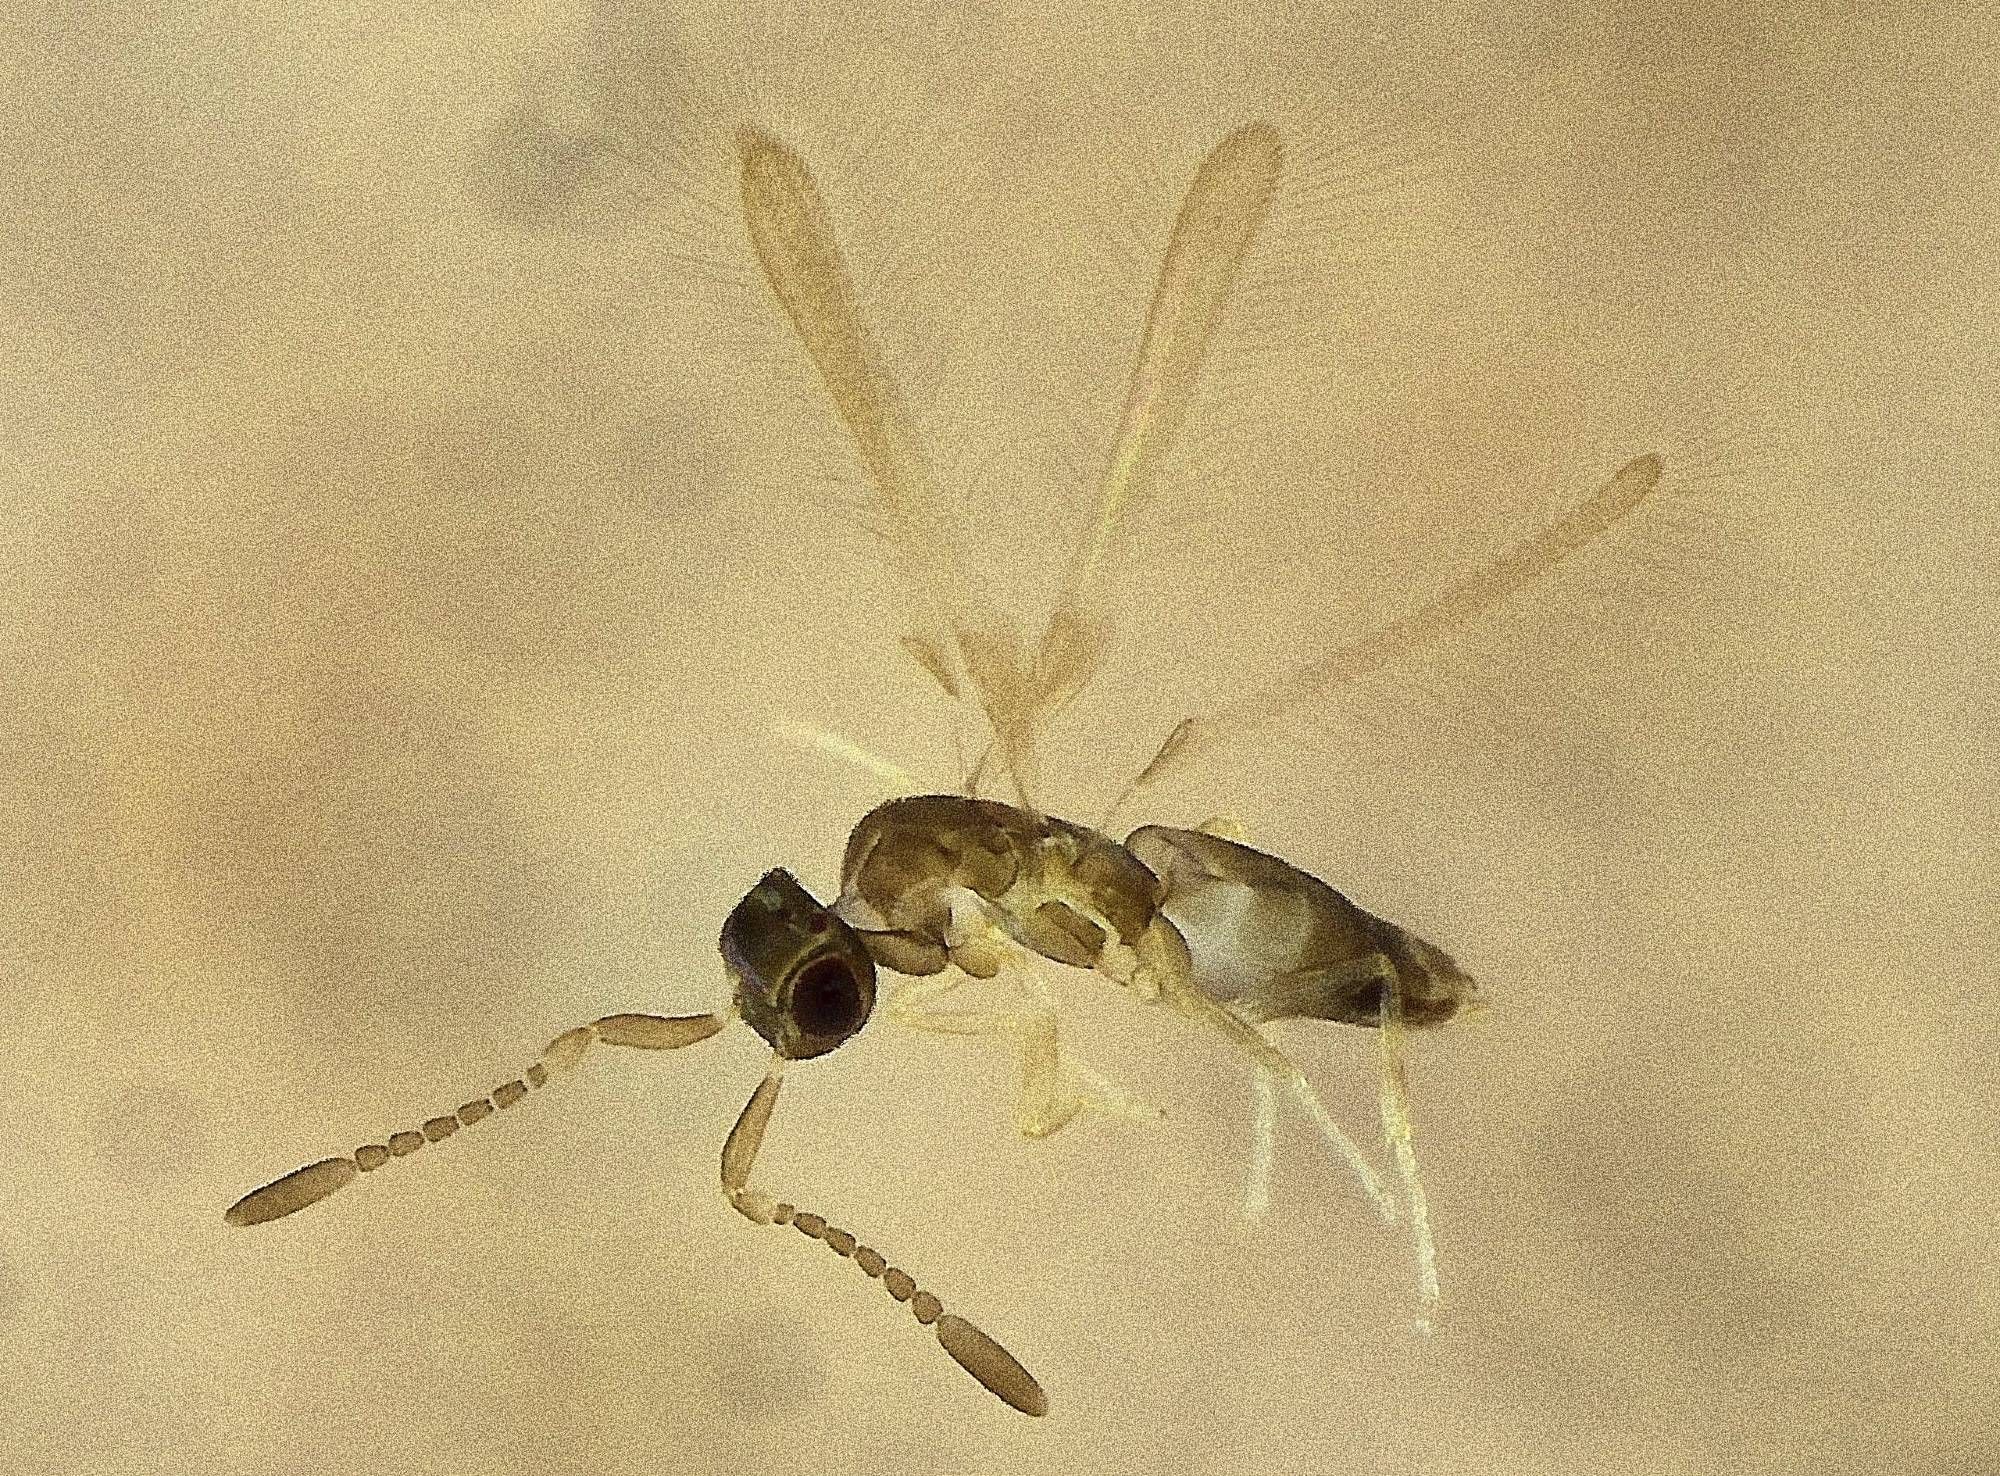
721;1062;1049;1417
224;1012;729;1227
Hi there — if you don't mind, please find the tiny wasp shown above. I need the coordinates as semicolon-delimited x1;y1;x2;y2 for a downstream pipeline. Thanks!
227;117;1661;1416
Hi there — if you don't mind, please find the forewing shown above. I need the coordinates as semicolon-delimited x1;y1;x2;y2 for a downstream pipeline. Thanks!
1033;123;1284;729
737;126;1043;804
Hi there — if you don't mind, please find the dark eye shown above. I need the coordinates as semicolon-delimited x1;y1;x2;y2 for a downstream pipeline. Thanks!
791;958;865;1040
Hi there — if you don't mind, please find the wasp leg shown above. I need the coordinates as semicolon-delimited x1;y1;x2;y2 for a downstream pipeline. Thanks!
1142;921;1398;1223
1378;974;1441;1326
1181;811;1276;1216
775;720;923;793
887;969;1162;1138
1273;949;1442;1317
1014;962;1166;1135
883;970;979;1021
1190;947;1442;1314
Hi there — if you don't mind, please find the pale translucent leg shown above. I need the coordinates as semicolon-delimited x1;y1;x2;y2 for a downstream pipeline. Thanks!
1155;957;1398;1224
1235;968;1442;1317
1289;1066;1398;1224
887;969;1162;1138
1379;983;1440;1328
1193;811;1278;1219
1171;812;1386;1222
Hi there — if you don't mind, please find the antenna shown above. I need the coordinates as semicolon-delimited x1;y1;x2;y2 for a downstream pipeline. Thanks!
224;1012;729;1226
721;1061;1049;1417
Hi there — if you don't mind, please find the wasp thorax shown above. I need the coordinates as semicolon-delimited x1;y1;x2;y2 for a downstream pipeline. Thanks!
721;869;877;1060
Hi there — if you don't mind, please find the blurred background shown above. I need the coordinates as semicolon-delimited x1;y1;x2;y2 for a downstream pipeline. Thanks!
2;1;1994;1472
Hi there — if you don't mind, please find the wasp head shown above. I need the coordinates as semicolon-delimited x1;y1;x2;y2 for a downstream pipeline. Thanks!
720;870;878;1060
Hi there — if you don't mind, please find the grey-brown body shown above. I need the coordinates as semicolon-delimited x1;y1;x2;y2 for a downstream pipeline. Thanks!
834;794;1477;1031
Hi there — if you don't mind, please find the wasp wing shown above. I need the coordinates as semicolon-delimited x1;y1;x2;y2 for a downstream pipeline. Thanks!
737;126;1044;805
1120;451;1667;798
1025;123;1284;762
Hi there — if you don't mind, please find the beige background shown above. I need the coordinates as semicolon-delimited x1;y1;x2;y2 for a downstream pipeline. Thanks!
3;2;1994;1473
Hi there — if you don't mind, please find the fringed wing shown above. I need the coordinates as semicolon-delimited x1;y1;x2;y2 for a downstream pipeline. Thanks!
1026;123;1284;766
1121;451;1666;799
737;126;1041;803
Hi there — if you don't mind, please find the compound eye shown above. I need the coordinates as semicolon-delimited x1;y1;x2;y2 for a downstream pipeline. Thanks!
790;957;868;1044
